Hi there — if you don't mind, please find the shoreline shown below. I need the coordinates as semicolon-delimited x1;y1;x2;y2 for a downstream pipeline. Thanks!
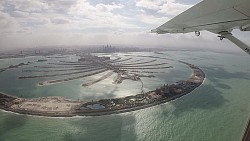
0;61;205;117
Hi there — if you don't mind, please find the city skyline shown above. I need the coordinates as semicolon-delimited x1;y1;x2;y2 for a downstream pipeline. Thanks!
0;0;250;52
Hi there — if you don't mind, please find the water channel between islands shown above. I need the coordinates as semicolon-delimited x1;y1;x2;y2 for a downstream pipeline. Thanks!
0;54;205;117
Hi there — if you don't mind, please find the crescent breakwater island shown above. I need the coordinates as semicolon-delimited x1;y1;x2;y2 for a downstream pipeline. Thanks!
0;53;205;117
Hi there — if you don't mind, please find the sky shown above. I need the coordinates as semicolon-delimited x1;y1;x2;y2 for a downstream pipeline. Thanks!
0;0;250;51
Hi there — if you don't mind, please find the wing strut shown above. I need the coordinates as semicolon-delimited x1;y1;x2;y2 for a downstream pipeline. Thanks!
219;31;250;55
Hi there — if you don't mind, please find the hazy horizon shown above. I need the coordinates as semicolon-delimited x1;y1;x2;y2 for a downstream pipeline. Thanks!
0;0;250;53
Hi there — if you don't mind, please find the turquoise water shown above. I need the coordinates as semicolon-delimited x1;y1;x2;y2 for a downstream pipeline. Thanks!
0;52;187;101
0;51;250;141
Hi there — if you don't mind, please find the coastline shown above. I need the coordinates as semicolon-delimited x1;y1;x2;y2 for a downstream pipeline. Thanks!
0;61;205;117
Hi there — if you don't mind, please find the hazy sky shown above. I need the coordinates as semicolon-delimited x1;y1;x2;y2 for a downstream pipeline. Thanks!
0;0;250;51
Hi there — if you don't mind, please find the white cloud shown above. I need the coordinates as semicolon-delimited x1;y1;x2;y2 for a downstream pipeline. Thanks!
136;0;192;16
40;0;79;13
68;1;136;30
96;3;124;12
0;4;4;10
0;12;18;34
136;0;164;10
1;0;244;50
1;0;136;36
41;0;78;7
137;14;169;26
50;18;70;24
6;0;49;13
10;11;29;18
159;2;191;15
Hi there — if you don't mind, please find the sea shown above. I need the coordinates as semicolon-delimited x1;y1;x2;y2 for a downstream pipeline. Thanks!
0;50;250;141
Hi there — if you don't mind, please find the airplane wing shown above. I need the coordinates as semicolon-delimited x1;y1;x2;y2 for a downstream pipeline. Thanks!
152;0;250;55
153;0;250;34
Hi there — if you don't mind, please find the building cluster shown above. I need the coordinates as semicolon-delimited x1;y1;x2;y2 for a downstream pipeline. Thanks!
78;53;111;62
80;79;202;111
0;93;21;109
78;63;204;111
102;45;116;53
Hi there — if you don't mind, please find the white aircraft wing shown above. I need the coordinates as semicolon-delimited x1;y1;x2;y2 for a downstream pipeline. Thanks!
153;0;250;34
152;0;250;55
